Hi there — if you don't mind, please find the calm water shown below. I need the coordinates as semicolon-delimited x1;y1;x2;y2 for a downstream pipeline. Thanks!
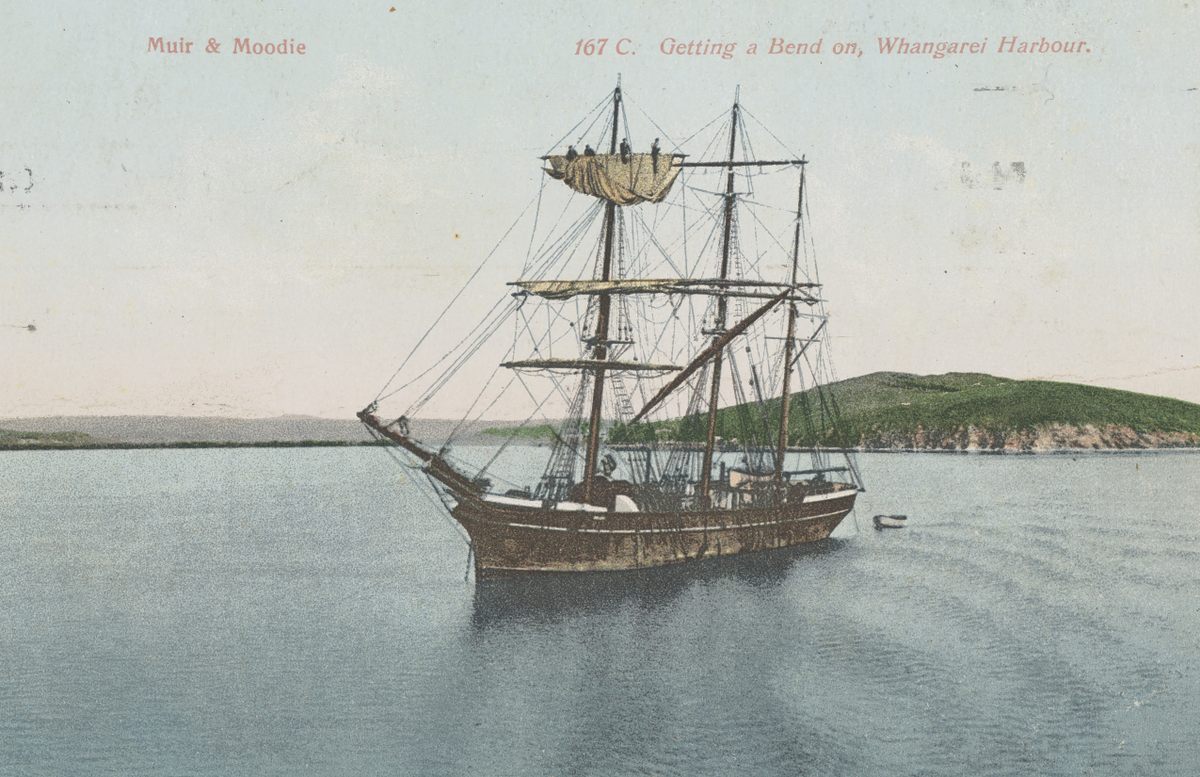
1;448;1197;776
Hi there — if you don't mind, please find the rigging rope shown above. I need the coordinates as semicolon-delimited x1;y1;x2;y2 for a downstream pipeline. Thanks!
543;90;615;157
476;374;565;480
365;425;471;546
373;191;540;404
741;104;807;163
626;93;682;155
521;173;549;276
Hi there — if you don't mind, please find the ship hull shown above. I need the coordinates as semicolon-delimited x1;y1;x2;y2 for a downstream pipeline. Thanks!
453;491;856;579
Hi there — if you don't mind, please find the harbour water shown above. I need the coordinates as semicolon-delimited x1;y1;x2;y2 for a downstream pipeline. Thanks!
1;448;1197;775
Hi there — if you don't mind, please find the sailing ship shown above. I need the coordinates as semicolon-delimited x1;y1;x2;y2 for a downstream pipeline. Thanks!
359;81;863;579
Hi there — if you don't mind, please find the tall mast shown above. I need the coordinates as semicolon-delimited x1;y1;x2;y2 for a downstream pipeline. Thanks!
775;165;805;484
698;94;740;501
581;83;622;501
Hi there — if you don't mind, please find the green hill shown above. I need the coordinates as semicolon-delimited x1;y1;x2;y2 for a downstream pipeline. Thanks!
482;424;558;441
614;372;1200;451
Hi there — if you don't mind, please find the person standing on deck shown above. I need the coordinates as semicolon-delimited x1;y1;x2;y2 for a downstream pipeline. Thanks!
619;137;631;163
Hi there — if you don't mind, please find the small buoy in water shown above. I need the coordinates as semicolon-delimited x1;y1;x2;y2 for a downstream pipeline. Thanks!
873;514;908;530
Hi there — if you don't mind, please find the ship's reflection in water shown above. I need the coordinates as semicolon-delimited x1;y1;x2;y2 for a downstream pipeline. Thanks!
470;540;846;629
457;537;867;775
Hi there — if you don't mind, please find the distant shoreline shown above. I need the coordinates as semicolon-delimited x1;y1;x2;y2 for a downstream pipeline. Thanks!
3;441;1197;454
0;440;388;452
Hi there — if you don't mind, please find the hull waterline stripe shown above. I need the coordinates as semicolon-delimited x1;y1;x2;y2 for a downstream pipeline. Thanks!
475;507;849;535
802;489;859;503
481;488;856;511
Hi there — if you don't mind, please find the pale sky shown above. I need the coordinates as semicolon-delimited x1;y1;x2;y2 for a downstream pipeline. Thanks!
2;1;1197;418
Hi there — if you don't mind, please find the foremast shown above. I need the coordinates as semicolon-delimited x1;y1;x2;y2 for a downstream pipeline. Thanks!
698;97;741;502
581;84;623;502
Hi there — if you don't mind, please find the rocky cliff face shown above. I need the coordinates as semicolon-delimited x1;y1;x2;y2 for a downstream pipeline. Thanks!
856;423;1200;452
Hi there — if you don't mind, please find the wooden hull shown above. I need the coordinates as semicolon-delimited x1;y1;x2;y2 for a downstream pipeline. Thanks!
453;491;857;579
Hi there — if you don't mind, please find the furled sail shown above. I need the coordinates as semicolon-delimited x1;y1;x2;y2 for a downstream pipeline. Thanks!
501;358;681;372
511;278;815;301
513;278;688;299
544;153;682;205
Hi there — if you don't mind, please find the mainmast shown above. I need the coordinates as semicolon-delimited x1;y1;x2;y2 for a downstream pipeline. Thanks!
581;83;623;501
775;165;805;484
698;95;741;501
